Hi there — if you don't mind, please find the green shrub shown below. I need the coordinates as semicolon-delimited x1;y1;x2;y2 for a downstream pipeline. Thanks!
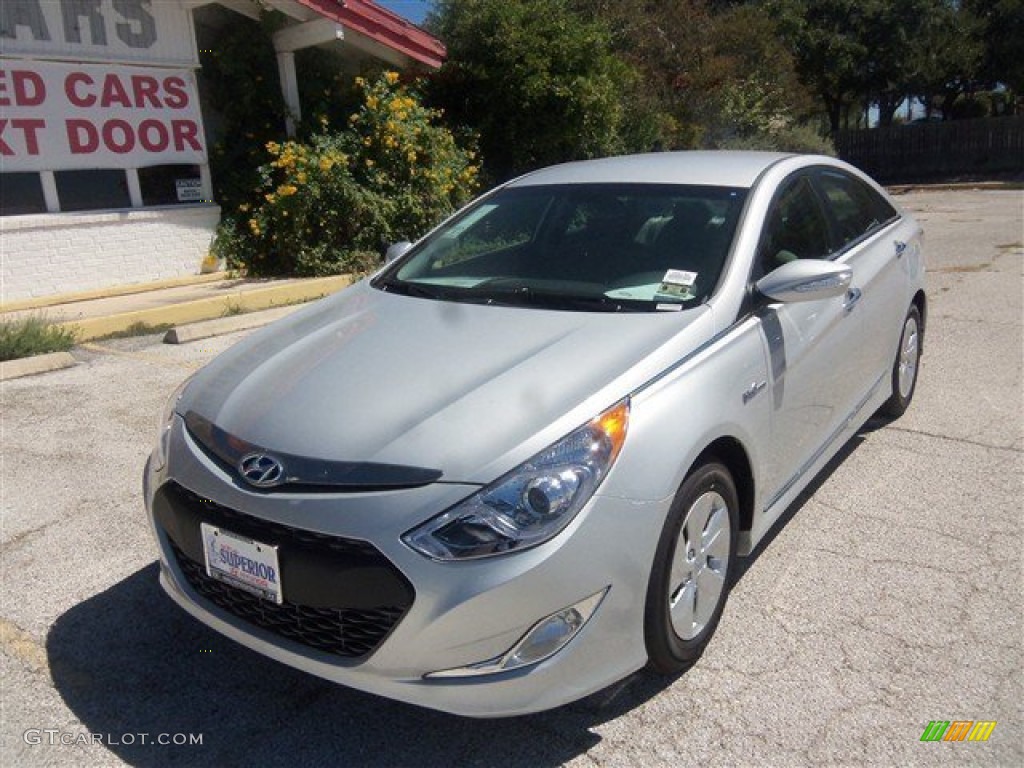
0;314;76;361
218;72;479;277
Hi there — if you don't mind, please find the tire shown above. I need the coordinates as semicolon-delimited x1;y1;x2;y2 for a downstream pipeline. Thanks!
644;460;738;674
879;304;922;419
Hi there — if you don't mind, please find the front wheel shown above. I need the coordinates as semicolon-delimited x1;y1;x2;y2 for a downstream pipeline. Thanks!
879;304;922;419
644;461;738;674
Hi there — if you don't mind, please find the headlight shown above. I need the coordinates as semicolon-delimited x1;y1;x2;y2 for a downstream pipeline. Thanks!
403;399;629;560
153;374;193;471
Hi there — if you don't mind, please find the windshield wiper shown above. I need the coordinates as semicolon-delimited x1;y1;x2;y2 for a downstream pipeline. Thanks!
378;278;449;300
465;285;632;312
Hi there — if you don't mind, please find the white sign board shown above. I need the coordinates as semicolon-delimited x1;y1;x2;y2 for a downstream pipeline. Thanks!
175;177;202;202
0;0;197;67
0;59;206;171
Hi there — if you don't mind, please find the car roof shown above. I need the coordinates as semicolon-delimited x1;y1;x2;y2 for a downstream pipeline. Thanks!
508;150;798;189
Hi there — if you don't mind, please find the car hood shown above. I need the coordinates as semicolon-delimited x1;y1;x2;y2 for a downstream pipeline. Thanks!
180;281;713;483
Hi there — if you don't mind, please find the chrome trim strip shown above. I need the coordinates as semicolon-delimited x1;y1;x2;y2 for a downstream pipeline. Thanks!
633;315;763;398
763;371;886;511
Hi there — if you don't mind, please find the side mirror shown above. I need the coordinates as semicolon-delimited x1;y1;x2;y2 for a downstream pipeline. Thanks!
755;259;852;303
384;241;412;263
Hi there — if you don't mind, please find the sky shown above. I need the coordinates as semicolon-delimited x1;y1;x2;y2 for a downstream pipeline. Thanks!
377;1;433;25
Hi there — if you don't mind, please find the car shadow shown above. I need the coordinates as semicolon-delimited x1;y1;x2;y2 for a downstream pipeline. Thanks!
46;564;674;767
733;418;880;584
47;422;883;766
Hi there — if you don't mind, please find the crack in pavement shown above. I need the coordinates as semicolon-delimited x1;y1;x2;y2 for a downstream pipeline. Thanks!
883;425;1022;453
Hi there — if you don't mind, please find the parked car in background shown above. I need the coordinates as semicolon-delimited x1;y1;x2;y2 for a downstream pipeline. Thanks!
145;151;925;716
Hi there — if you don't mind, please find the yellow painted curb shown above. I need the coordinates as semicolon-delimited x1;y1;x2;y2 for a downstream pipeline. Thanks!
59;275;353;342
0;272;231;313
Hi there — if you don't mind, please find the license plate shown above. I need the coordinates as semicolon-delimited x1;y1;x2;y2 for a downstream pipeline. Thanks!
201;522;283;604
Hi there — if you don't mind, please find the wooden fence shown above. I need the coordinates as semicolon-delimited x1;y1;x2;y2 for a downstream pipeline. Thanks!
836;116;1024;182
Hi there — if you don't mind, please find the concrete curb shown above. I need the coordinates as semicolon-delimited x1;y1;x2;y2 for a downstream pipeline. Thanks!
0;351;77;381
164;304;303;344
0;272;230;313
888;181;1023;195
58;275;352;342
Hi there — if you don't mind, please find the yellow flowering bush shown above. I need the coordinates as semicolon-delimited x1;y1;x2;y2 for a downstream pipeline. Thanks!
214;72;479;277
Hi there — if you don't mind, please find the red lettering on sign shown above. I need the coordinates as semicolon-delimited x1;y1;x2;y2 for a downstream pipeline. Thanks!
0;119;46;155
102;119;134;153
15;118;44;154
131;76;161;108
100;75;132;108
138;119;168;152
0;70;46;106
163;77;188;109
14;71;46;106
67;119;99;153
172;120;201;151
65;73;96;107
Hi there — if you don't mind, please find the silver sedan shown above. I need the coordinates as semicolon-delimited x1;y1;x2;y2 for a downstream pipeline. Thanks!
144;151;925;716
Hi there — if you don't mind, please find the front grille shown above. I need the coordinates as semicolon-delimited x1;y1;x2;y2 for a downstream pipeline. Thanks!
155;482;414;660
175;484;379;558
171;543;405;658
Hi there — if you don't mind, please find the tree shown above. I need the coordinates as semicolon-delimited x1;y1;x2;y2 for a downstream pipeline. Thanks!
426;0;634;181
773;0;987;131
771;0;870;134
573;0;720;149
910;2;985;120
965;0;1024;96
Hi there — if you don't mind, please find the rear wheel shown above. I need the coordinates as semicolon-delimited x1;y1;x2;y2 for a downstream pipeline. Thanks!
644;461;738;673
880;304;922;419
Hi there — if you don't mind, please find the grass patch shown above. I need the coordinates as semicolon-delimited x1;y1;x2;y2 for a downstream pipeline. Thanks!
92;321;175;341
222;298;244;317
0;314;77;361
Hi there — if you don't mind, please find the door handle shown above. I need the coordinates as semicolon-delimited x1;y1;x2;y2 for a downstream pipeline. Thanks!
843;287;862;312
894;240;907;258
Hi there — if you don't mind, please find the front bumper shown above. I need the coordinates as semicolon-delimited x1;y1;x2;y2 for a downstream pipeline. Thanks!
143;418;668;716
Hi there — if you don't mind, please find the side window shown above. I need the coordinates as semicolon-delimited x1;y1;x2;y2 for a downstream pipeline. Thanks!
756;175;831;275
816;170;898;250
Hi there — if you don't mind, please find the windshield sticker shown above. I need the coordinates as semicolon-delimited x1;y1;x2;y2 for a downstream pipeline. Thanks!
655;303;684;312
657;269;697;300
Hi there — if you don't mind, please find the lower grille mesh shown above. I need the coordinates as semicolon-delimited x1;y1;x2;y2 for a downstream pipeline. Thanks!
172;543;405;658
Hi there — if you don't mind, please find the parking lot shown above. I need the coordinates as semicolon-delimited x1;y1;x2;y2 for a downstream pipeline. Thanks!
1;187;1021;767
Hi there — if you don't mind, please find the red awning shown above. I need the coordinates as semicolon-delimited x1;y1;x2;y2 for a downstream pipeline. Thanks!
294;0;446;69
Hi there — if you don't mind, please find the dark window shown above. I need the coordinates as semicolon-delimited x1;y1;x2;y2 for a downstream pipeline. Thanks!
816;170;898;250
139;164;204;206
0;173;47;216
757;175;831;274
385;183;747;309
55;170;130;211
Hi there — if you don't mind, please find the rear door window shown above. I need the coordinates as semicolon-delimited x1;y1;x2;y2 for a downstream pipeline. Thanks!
815;170;898;251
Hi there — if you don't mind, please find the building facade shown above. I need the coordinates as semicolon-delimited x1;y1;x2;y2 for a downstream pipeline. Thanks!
1;0;443;303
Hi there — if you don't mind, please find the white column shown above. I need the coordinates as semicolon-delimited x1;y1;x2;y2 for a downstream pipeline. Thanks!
40;171;60;213
272;19;345;138
276;50;301;137
126;169;144;208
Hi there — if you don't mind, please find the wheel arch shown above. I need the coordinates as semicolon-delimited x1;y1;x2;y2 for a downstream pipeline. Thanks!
692;436;754;535
912;289;927;353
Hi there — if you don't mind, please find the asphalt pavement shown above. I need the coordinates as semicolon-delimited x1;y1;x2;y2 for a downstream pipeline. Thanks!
1;187;1021;767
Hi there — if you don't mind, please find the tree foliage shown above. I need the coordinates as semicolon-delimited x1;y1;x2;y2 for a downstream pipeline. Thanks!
771;0;1004;131
214;73;479;276
426;0;634;181
966;0;1024;94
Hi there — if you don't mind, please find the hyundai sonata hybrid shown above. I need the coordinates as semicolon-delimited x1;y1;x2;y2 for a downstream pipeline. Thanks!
144;151;925;716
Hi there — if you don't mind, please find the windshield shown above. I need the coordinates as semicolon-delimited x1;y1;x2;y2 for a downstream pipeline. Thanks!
375;183;748;312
